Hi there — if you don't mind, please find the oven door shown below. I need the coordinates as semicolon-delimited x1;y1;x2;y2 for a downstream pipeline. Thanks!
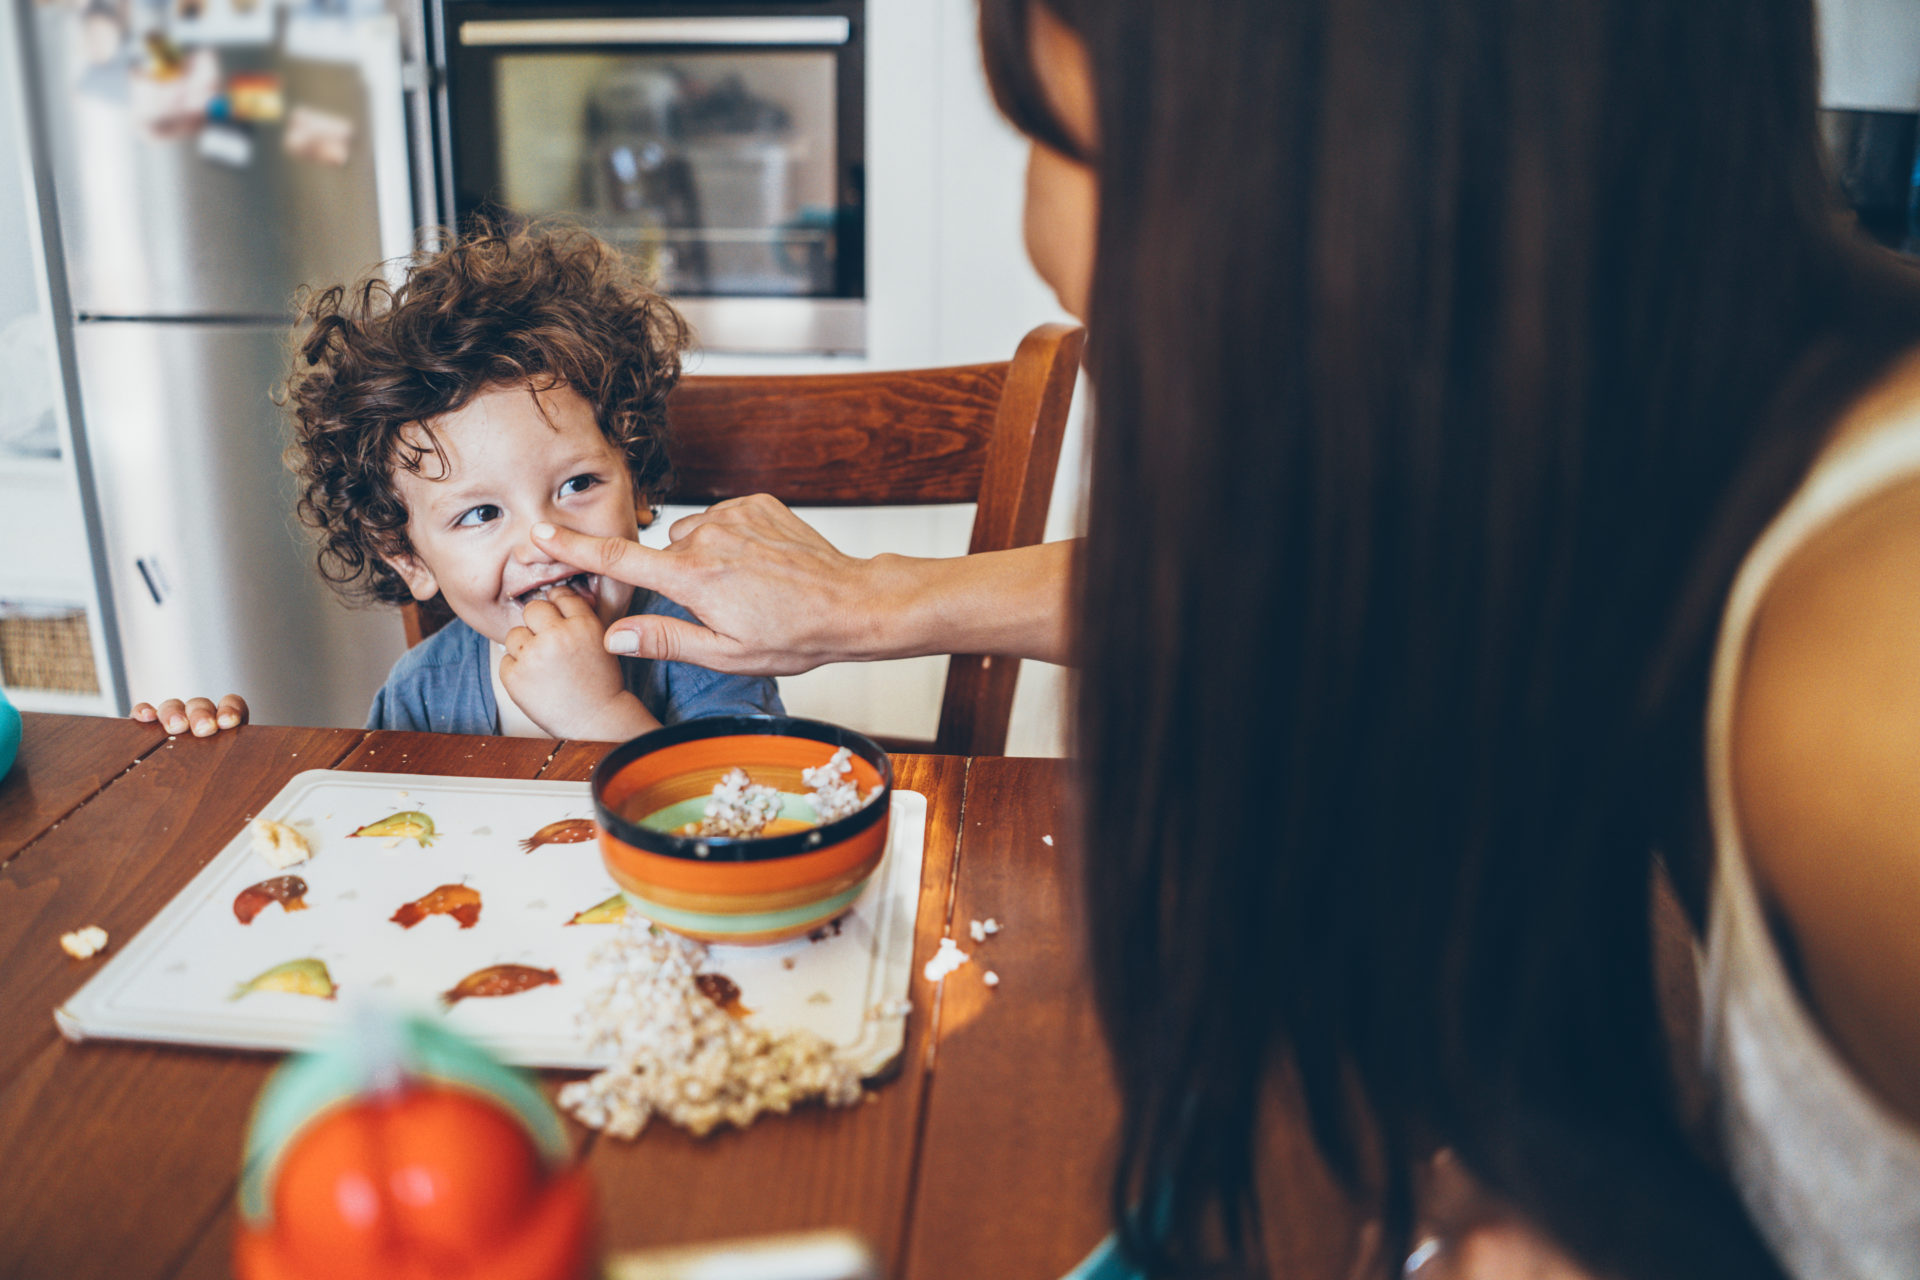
438;2;864;354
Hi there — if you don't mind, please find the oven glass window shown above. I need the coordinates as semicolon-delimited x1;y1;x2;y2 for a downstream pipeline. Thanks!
491;52;840;297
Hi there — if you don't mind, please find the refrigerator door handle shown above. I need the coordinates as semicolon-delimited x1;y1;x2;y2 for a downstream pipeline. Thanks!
456;16;852;47
134;557;166;606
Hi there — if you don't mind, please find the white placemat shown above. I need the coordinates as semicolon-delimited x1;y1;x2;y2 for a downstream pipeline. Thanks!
56;770;927;1076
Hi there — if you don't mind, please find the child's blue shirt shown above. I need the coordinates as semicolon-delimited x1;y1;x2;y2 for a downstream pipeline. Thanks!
365;590;782;734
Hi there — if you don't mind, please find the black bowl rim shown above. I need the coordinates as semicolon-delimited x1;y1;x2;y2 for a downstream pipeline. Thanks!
590;715;895;863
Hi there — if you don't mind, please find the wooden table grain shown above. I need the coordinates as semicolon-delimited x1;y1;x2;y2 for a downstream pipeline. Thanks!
0;718;1137;1280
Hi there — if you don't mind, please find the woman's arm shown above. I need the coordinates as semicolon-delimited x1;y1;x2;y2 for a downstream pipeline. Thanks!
532;494;1076;675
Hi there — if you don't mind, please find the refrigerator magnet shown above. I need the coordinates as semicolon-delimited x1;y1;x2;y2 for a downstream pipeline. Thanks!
197;121;254;168
224;71;283;122
78;0;128;68
283;104;352;167
128;41;219;140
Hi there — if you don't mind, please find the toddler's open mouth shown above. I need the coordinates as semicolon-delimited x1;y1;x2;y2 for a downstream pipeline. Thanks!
512;572;599;608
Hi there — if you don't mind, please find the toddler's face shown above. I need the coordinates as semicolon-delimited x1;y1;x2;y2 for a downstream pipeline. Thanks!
383;382;641;644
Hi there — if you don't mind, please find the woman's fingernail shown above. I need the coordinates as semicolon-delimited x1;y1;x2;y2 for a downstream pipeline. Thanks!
218;713;237;728
533;522;556;540
167;717;186;733
607;631;639;655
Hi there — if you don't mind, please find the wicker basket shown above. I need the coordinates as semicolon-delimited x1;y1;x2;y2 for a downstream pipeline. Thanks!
0;605;100;694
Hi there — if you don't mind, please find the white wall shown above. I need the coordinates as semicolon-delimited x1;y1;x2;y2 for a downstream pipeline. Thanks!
1820;0;1920;110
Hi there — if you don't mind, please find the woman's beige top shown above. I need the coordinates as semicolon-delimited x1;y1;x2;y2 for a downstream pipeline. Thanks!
1701;408;1920;1279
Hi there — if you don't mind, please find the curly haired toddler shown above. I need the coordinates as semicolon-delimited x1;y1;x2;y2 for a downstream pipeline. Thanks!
281;225;781;738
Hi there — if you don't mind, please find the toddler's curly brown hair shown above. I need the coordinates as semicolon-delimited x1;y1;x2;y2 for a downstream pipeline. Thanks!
284;224;689;605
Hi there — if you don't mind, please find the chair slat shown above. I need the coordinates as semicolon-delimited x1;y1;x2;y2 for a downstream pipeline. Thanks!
665;364;1007;507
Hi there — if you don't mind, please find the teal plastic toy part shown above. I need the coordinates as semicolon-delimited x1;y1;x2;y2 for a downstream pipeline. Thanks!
0;687;20;783
237;1009;571;1224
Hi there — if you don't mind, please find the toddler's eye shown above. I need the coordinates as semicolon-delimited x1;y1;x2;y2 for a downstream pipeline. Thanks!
560;474;600;498
455;504;502;528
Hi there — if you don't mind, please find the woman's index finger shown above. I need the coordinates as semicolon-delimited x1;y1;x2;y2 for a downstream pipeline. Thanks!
533;522;684;595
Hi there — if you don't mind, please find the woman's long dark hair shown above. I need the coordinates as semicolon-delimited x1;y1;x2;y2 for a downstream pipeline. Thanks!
982;2;1920;1277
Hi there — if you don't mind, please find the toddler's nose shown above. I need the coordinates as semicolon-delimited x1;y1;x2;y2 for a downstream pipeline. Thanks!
509;528;553;566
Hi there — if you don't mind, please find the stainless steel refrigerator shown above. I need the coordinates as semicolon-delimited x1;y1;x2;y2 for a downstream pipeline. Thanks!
14;0;423;726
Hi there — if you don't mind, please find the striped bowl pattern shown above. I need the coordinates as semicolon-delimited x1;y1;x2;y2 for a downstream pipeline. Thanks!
590;717;893;945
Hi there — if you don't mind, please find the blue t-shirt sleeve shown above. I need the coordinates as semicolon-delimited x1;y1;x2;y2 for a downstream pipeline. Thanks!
366;663;431;731
629;593;784;724
365;620;495;735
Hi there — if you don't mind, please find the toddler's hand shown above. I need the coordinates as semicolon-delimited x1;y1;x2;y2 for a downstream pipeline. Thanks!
132;694;249;737
499;585;660;741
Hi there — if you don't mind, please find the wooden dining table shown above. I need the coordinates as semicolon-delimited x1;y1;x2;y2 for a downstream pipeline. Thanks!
0;713;1354;1280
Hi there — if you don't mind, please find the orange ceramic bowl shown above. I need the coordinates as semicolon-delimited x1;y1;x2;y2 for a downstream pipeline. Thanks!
590;716;893;945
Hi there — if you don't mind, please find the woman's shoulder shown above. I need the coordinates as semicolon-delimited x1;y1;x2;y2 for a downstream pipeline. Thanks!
1729;345;1920;1127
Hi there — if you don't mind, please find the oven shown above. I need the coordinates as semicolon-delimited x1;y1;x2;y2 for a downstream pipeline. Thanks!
433;1;865;354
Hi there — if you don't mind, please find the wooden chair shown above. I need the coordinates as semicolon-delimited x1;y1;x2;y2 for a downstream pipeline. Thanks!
403;322;1086;756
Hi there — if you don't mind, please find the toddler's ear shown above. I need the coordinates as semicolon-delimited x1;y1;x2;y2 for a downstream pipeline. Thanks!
382;552;440;602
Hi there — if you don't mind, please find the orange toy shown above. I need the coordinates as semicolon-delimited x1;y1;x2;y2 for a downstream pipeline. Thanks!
233;1015;595;1280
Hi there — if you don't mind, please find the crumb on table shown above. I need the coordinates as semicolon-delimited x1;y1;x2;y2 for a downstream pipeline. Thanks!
923;936;971;982
60;926;108;960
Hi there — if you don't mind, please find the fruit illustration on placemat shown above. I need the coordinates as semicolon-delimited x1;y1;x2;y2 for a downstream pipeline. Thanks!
441;965;559;1007
563;894;626;926
348;811;436;847
234;876;311;925
518;818;594;853
391;883;482;930
232;958;336;1001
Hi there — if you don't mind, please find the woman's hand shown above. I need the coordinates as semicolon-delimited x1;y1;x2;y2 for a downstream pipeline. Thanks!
132;694;249;737
532;495;890;676
531;495;1076;674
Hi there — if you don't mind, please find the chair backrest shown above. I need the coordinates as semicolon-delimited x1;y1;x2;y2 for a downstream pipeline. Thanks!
402;322;1086;755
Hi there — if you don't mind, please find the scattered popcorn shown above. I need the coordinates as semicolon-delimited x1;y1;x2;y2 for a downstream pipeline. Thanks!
1041;834;1054;846
922;936;971;982
558;922;862;1140
249;818;311;870
873;997;913;1018
698;768;784;838
969;919;985;943
60;926;108;960
982;917;1001;936
983;971;1000;988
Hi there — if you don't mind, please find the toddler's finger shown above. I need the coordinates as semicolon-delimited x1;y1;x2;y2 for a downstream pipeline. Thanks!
156;697;189;735
517;596;562;630
183;696;221;737
544;583;596;619
216;694;249;729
